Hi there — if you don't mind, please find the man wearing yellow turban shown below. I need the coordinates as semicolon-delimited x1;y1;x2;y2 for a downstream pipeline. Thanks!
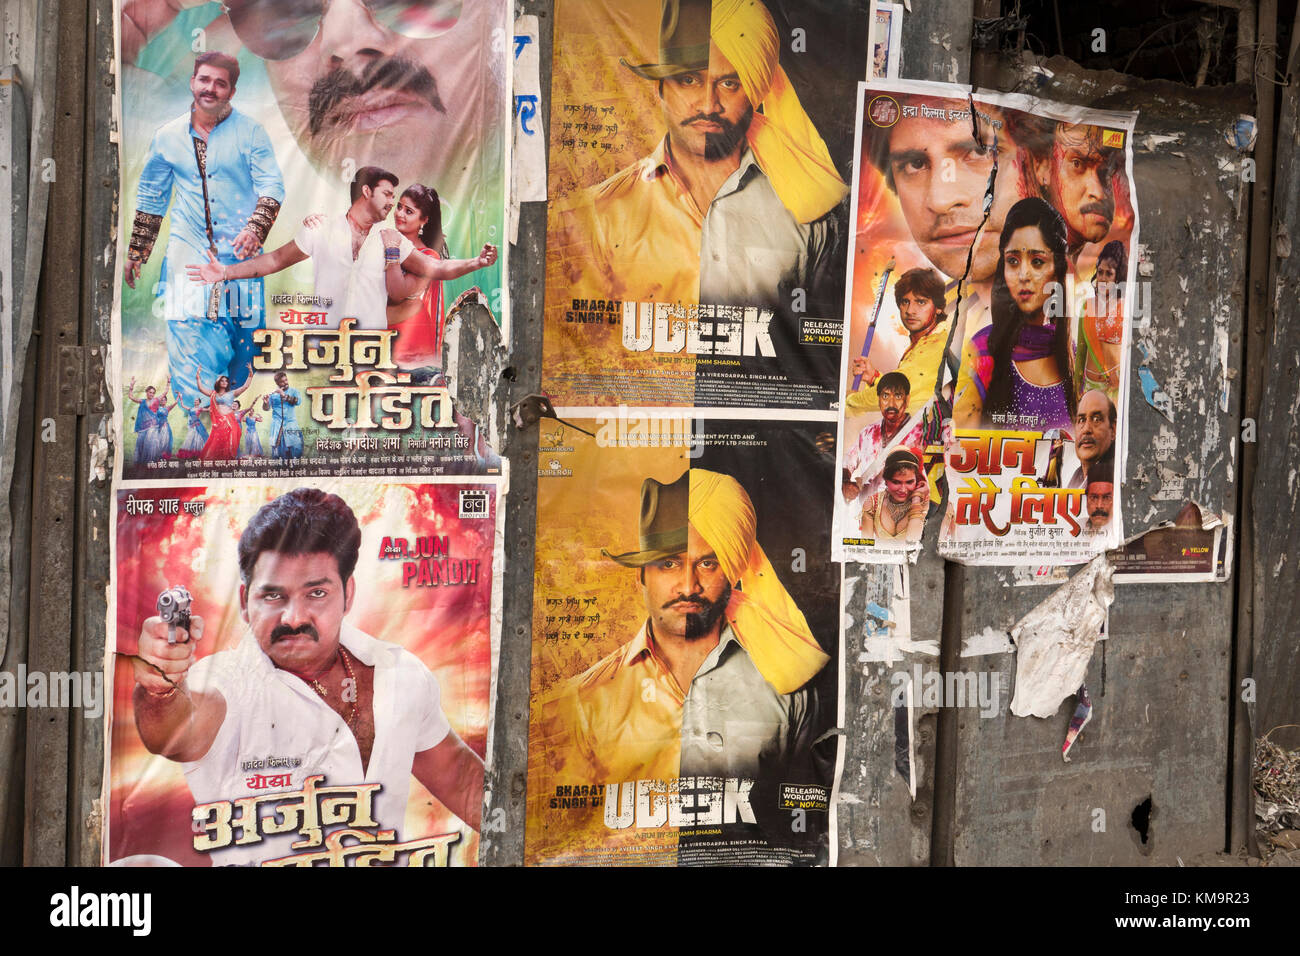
559;0;849;312
533;468;830;788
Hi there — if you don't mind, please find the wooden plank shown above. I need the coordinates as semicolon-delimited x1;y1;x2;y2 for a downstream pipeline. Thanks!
952;63;1253;865
1251;2;1300;766
69;0;116;867
480;0;552;867
22;0;81;867
1232;0;1278;859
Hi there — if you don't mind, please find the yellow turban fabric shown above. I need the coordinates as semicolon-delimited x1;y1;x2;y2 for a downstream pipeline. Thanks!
711;0;848;223
688;469;830;694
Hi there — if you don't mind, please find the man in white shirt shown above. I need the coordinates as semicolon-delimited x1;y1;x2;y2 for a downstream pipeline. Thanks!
187;166;495;330
131;487;484;865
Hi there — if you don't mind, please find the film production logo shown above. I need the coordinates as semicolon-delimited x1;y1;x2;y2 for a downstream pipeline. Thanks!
458;489;491;519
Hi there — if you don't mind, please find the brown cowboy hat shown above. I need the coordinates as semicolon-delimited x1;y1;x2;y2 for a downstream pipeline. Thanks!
621;0;711;80
602;471;690;567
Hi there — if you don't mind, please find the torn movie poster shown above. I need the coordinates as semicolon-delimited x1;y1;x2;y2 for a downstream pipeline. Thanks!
114;0;510;480
833;80;1139;564
104;478;501;866
542;0;871;411
527;413;844;865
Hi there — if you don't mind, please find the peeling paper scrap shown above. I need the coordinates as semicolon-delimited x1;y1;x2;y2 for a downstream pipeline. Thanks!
1061;684;1093;761
1111;501;1232;583
1010;555;1114;719
1137;363;1173;420
857;565;937;663
1226;114;1257;152
961;626;1015;657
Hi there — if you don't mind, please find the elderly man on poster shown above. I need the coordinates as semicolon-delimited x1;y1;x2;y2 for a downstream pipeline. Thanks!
124;51;285;411
562;0;848;312
131;487;484;865
535;469;828;788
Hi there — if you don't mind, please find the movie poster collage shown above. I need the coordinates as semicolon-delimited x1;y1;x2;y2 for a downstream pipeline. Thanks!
835;80;1138;565
104;1;1140;868
105;1;511;866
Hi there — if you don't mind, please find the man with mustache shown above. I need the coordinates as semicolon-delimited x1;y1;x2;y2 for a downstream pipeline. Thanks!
1066;388;1117;490
188;166;495;331
131;487;485;865
1084;460;1115;535
125;51;285;411
842;372;929;503
534;469;828;789
1013;118;1121;266
122;0;507;304
560;0;848;312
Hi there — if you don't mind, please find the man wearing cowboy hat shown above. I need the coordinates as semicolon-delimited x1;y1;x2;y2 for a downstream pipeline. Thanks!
534;469;829;789
559;0;848;313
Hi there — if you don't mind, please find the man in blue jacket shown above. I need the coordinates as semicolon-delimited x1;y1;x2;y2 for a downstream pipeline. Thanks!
124;51;285;410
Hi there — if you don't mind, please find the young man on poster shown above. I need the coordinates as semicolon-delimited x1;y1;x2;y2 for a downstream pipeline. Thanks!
563;0;848;311
187;167;496;331
125;51;285;411
847;267;951;414
538;469;828;788
841;372;929;500
869;97;1020;285
131;487;484;865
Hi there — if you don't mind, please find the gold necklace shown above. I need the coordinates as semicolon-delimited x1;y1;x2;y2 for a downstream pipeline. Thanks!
309;647;358;728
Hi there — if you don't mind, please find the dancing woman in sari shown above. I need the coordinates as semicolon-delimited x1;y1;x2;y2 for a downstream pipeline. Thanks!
197;365;253;462
127;377;177;464
178;397;209;459
955;197;1076;432
237;399;265;459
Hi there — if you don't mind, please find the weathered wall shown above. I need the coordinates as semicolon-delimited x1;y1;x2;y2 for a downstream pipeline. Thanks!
950;58;1252;864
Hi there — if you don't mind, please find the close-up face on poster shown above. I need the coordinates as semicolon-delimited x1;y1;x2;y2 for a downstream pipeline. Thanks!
542;0;870;411
105;479;500;866
833;80;1139;564
114;0;510;480
526;414;843;865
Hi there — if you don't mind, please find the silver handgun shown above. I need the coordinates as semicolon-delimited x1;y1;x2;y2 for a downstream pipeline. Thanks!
156;585;193;644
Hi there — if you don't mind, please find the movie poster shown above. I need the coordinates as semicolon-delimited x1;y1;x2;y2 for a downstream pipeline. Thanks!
104;478;501;866
527;413;843;865
833;80;1139;564
542;0;871;411
113;1;510;480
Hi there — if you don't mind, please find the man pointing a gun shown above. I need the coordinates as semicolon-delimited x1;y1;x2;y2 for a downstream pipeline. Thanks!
132;487;484;865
